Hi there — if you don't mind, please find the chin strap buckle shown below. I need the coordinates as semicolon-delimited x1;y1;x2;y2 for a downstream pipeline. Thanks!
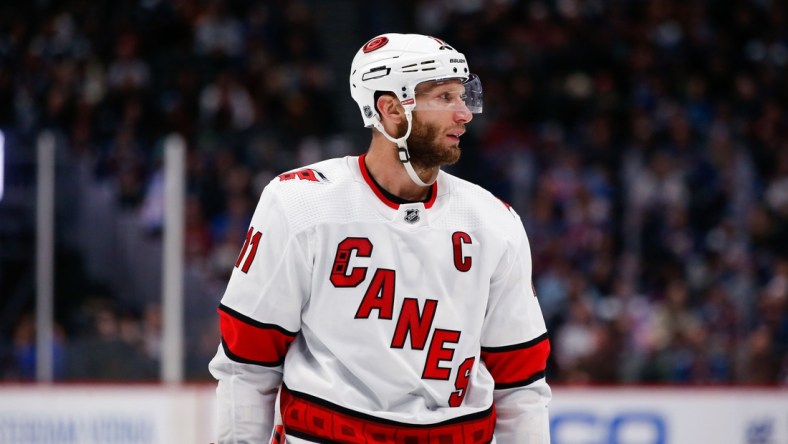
397;146;410;163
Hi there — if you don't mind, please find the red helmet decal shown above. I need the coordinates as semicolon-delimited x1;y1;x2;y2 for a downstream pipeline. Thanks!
362;36;389;53
429;36;454;50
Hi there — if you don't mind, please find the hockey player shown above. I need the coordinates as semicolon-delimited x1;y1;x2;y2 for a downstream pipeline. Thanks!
209;33;552;443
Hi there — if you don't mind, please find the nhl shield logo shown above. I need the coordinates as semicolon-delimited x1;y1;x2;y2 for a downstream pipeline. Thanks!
404;208;420;224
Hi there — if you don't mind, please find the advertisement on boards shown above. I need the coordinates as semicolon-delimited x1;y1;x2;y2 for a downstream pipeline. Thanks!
0;386;785;443
549;387;788;444
0;385;214;444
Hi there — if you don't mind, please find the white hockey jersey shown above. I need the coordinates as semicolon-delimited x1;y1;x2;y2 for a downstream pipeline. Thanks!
209;155;552;444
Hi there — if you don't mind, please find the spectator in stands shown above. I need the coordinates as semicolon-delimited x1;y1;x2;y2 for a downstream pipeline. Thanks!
66;302;156;380
6;315;66;380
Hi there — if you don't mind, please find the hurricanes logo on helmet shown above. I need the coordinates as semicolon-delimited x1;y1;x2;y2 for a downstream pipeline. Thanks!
362;36;389;53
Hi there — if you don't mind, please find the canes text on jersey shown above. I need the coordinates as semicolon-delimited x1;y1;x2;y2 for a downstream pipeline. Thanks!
330;233;475;408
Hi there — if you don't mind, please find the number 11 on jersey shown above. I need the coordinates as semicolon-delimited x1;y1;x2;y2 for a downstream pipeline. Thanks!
236;227;262;273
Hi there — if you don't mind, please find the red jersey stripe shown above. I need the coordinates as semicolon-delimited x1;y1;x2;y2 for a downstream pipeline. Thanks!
218;304;298;366
280;384;496;443
481;334;550;389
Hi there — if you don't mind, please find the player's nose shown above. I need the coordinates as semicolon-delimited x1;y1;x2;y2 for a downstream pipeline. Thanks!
454;103;472;123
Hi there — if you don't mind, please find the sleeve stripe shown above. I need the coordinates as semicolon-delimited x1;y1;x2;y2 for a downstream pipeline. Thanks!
480;332;549;353
219;304;298;335
494;371;546;390
218;304;298;367
481;334;550;388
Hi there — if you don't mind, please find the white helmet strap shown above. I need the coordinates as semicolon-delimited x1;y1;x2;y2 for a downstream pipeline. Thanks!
372;110;436;187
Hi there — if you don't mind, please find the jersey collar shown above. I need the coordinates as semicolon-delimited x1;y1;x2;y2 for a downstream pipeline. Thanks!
358;154;438;210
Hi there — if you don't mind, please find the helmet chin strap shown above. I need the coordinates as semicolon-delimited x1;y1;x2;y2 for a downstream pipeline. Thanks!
372;111;438;187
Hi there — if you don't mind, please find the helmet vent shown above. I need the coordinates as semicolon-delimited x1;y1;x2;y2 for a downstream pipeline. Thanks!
362;66;392;81
401;60;438;73
420;60;438;71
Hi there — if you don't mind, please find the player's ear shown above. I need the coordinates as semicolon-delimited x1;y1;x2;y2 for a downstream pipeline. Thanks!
376;93;405;124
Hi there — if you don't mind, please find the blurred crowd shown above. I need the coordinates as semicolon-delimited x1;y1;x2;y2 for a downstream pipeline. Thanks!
412;0;788;385
0;0;786;385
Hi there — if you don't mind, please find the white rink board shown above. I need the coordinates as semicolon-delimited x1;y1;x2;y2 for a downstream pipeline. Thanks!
0;385;215;444
549;387;788;444
0;385;785;443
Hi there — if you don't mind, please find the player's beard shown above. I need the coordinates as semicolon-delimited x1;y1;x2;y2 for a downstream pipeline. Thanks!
403;116;461;170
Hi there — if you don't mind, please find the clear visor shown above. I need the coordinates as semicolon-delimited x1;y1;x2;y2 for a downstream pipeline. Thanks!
413;74;483;114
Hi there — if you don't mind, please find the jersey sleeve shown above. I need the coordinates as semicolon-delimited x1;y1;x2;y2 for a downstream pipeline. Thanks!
481;213;552;443
208;183;312;444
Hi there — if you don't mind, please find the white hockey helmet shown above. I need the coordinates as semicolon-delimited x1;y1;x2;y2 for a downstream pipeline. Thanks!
350;33;482;127
349;33;483;186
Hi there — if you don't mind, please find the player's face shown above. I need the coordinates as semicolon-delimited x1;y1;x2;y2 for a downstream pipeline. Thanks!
407;80;473;169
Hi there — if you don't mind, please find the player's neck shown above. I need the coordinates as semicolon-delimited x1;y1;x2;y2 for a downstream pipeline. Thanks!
364;141;435;202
